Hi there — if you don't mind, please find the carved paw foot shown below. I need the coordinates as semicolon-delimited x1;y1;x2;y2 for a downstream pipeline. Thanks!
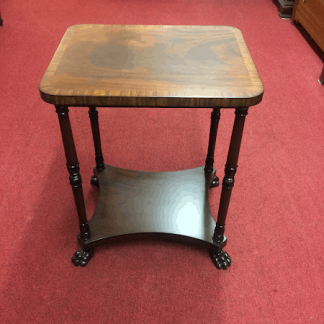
210;176;219;188
90;175;99;186
209;249;231;269
71;248;94;267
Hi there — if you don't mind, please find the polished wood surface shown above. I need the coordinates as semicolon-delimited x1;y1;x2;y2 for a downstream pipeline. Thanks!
81;165;223;251
39;24;263;108
41;25;264;268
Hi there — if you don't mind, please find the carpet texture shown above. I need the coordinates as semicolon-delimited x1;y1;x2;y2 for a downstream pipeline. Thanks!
0;0;323;323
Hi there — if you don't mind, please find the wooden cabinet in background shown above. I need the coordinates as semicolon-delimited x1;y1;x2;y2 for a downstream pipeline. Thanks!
292;0;324;84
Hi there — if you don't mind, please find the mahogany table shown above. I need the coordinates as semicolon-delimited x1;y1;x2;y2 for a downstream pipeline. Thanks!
39;25;263;269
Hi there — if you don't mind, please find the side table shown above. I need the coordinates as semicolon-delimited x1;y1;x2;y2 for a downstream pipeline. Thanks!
39;25;264;269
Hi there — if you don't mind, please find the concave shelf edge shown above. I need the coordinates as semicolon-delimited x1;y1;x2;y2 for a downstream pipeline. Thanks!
78;165;226;252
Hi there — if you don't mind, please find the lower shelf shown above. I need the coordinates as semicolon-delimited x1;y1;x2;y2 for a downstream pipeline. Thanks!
80;164;223;251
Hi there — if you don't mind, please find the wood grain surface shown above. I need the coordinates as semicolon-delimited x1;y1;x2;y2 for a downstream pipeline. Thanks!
39;25;264;107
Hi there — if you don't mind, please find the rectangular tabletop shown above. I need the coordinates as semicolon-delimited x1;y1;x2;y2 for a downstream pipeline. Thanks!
39;25;263;108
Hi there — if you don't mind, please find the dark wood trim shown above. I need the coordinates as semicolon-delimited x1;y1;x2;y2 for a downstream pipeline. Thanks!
205;108;221;173
214;107;249;244
78;165;221;253
88;107;105;172
55;105;90;241
205;108;221;188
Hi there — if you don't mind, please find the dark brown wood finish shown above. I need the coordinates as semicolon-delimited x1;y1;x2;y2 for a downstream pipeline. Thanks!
55;105;91;241
40;25;264;269
88;107;105;185
39;25;263;108
205;108;221;188
79;165;221;251
213;107;248;245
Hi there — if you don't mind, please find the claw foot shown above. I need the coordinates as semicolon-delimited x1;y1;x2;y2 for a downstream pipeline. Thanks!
209;249;231;269
72;248;94;267
90;175;99;186
210;176;219;188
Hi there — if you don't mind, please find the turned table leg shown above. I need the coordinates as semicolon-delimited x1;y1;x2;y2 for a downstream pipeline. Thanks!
210;107;249;269
88;106;105;185
205;108;221;188
55;105;93;266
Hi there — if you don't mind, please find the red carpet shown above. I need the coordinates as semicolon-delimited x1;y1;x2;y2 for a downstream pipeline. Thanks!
1;0;324;323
